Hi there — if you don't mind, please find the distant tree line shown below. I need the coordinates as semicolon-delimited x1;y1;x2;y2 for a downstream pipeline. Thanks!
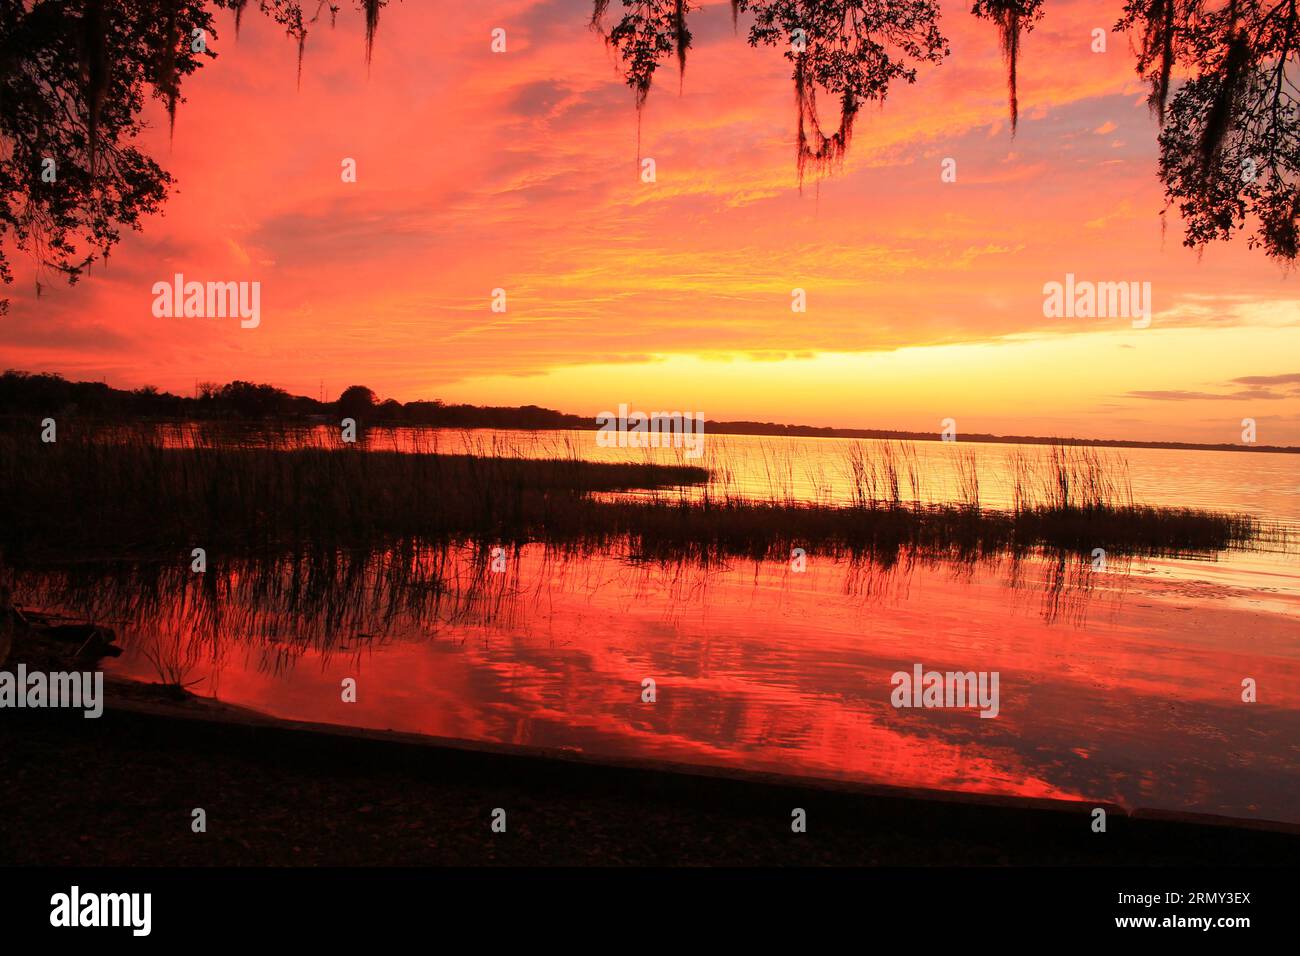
2;369;1294;452
0;369;593;428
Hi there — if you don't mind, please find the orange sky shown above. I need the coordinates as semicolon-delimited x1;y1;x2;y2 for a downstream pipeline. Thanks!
5;0;1299;443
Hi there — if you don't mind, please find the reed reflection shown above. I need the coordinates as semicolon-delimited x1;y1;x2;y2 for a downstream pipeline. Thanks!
8;541;1131;684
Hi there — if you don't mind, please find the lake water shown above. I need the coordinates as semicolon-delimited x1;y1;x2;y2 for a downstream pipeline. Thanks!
16;428;1300;826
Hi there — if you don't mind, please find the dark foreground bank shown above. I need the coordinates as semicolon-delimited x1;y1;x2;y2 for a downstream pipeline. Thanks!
3;678;1298;867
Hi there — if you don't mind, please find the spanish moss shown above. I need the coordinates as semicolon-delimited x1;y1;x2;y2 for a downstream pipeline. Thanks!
78;0;109;172
1199;29;1250;171
157;1;182;137
971;0;1044;134
365;0;381;65
794;60;856;186
674;0;688;84
1154;0;1176;120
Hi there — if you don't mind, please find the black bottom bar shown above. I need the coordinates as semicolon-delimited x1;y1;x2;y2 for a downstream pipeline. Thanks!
2;865;1287;942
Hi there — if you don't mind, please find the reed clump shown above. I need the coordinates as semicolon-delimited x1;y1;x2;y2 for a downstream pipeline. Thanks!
0;425;706;559
0;424;1263;563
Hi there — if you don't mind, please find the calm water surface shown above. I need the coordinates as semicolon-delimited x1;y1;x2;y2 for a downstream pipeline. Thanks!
22;429;1299;825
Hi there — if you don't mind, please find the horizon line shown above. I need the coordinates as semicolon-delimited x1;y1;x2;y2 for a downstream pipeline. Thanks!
4;368;1297;455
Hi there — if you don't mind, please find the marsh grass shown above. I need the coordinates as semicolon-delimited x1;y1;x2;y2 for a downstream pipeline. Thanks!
0;422;1264;564
0;423;706;558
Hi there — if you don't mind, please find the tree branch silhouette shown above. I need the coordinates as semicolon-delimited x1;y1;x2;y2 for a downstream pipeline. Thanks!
596;0;1298;260
0;0;387;312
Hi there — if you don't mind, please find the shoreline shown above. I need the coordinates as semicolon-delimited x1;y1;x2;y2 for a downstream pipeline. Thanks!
4;666;1298;866
103;675;1300;836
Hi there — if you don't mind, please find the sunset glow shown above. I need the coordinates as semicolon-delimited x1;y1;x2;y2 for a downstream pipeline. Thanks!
6;0;1298;442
